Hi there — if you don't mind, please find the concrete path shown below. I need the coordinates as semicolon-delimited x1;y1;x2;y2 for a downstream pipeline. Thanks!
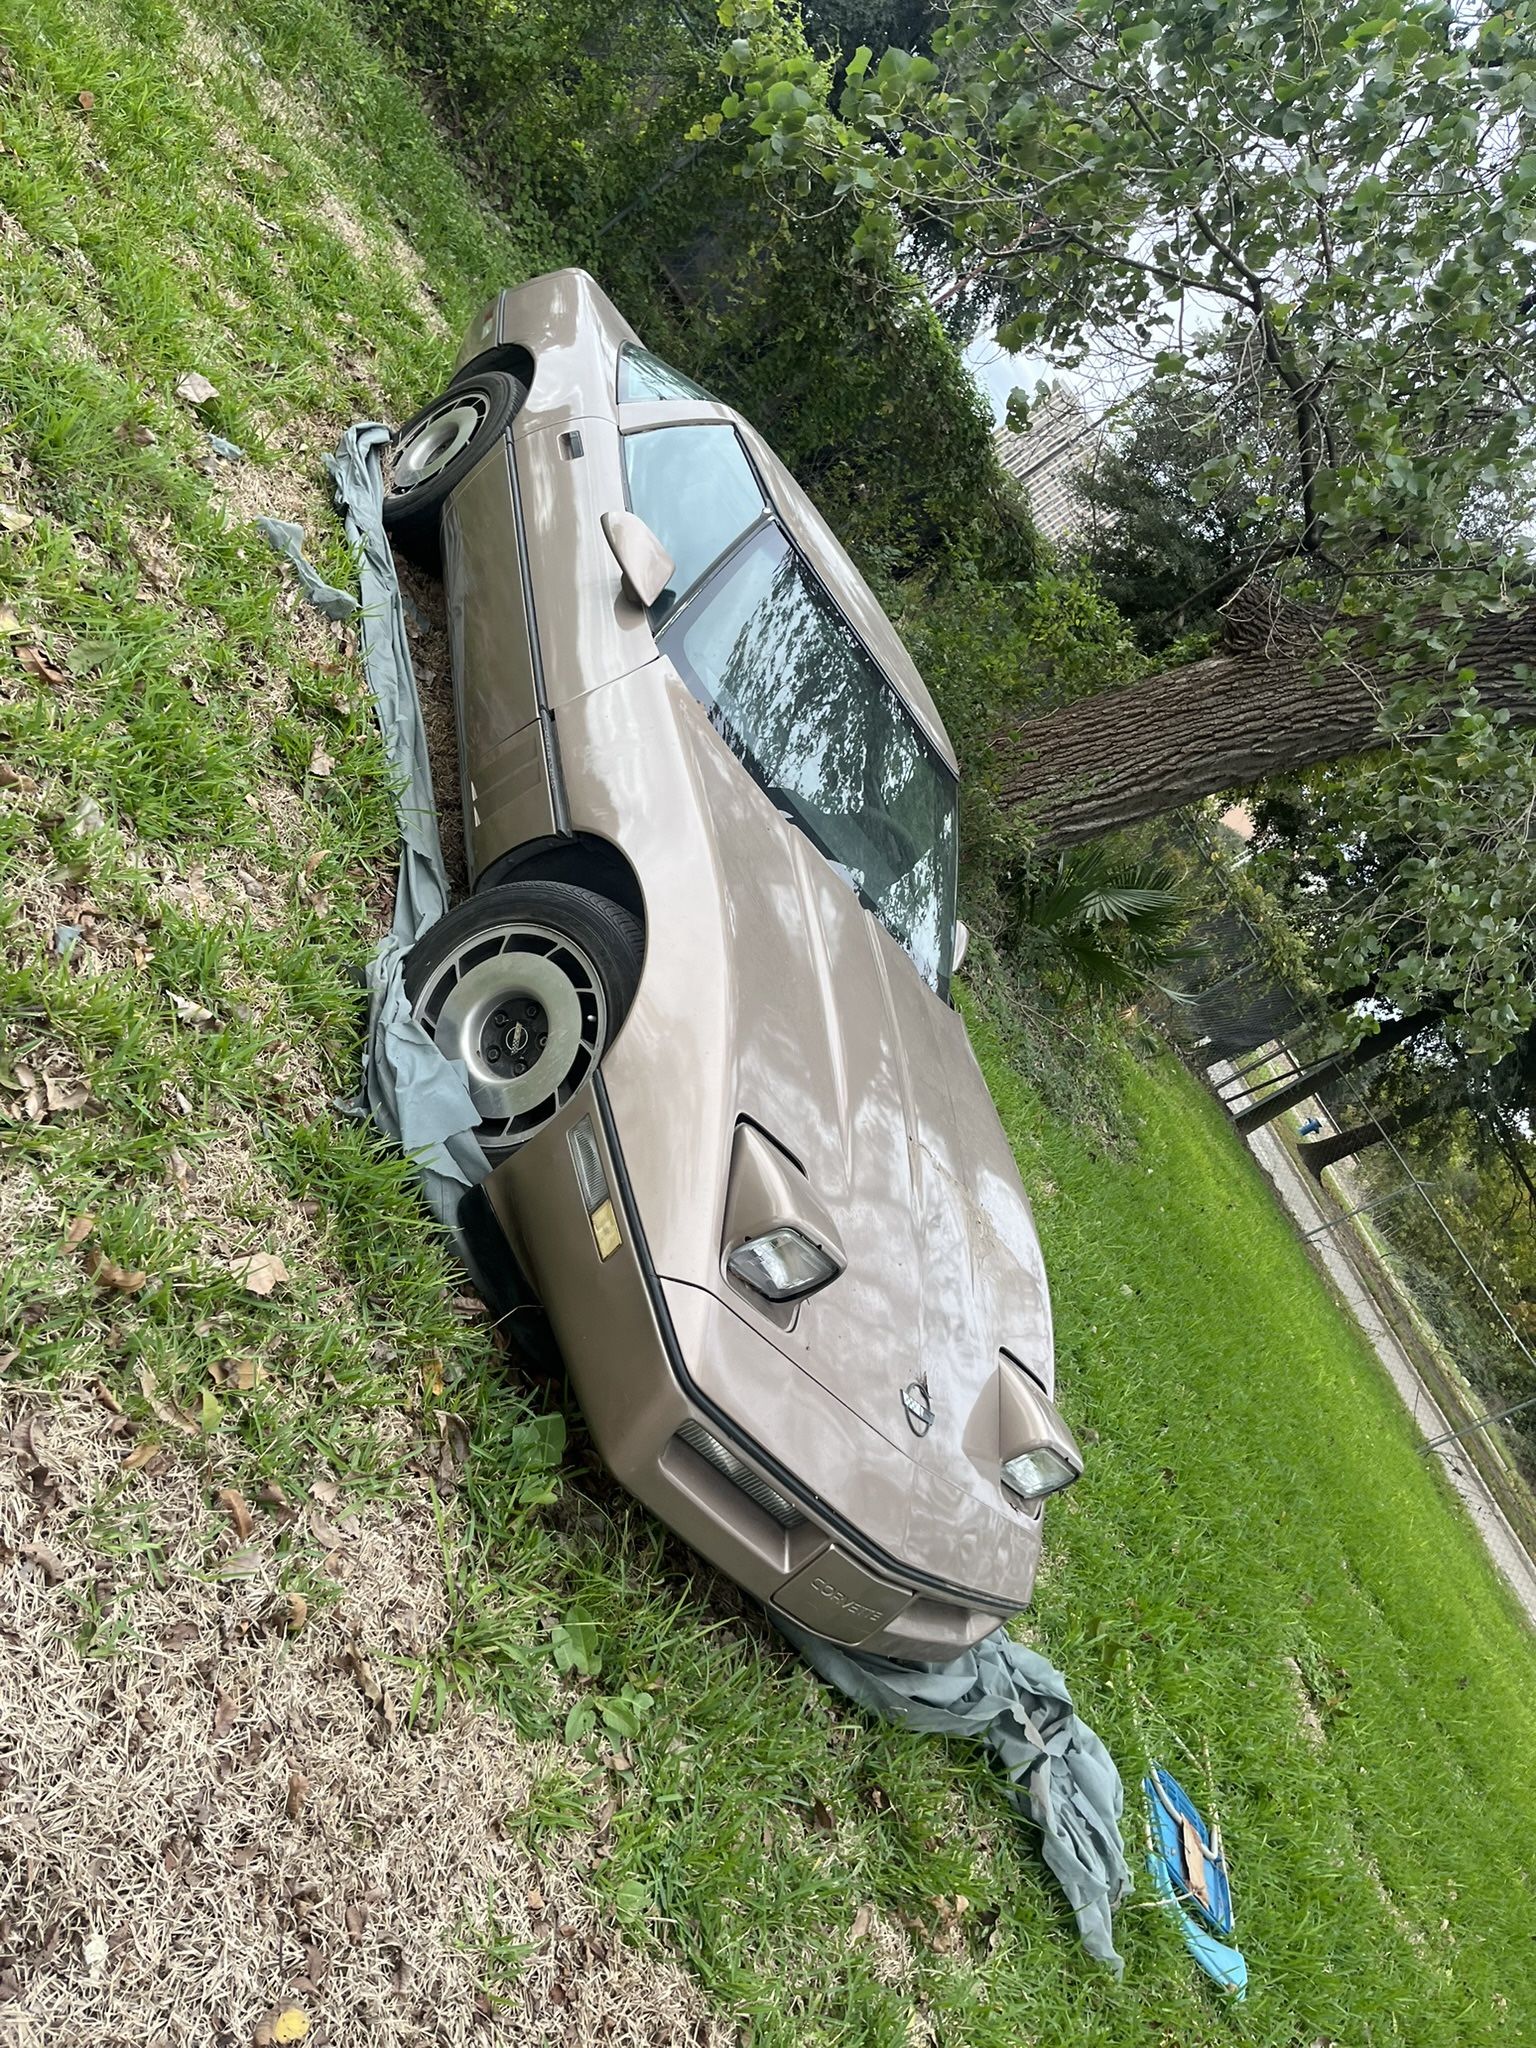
1244;1116;1536;1629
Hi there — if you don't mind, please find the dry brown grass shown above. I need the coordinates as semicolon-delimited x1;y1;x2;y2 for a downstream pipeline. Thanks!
0;1390;729;2047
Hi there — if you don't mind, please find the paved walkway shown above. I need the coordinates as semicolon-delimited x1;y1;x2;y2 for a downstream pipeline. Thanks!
1243;1116;1536;1628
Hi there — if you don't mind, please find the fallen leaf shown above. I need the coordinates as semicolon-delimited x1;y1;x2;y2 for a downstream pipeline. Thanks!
0;1348;17;1374
6;1062;45;1122
170;992;217;1028
200;1387;223;1432
137;1367;200;1434
113;421;156;447
213;1687;241;1738
0;762;39;794
43;1071;91;1115
220;1545;263;1581
343;1643;399;1733
81;1246;147;1294
216;1357;264;1393
218;1486;254;1541
0;504;33;533
121;1442;167;1472
228;1251;288;1297
285;1771;309;1821
307;743;334;778
22;1541;67;1585
174;371;218;407
17;644;69;688
525;1887;546;1913
0;605;20;634
75;90;95;111
162;1620;199;1649
434;1409;470;1487
257;1479;294;1517
849;1905;872;1944
267;1589;308;1634
63;1213;97;1250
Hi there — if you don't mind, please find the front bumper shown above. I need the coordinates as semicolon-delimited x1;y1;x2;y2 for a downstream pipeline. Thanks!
480;1080;1011;1663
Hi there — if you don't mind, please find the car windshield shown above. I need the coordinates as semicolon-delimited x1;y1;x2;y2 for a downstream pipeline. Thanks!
659;524;959;992
617;343;717;404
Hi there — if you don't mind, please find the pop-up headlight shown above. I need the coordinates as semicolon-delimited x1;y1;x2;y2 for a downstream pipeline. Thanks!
721;1124;845;1310
998;1352;1083;1506
727;1225;840;1303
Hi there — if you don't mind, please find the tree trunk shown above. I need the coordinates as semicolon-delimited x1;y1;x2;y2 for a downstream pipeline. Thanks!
1297;1094;1442;1176
998;587;1536;846
1232;1007;1440;1134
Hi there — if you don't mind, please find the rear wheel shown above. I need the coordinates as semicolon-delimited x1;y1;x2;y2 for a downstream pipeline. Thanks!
403;881;643;1159
382;369;527;562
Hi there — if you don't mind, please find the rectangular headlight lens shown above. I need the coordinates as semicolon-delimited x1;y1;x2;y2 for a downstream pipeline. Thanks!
1001;1445;1080;1504
727;1226;839;1303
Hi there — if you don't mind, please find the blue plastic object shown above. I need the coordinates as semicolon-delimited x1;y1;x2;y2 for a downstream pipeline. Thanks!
1144;1766;1248;1999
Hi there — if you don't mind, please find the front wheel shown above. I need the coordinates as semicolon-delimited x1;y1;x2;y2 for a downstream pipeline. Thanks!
402;881;643;1158
382;370;527;562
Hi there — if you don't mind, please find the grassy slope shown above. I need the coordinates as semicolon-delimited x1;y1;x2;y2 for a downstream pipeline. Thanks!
2;0;1535;2041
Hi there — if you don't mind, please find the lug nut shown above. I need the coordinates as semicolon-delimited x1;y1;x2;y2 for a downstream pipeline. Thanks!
524;1003;538;1020
537;1033;547;1049
487;1046;502;1062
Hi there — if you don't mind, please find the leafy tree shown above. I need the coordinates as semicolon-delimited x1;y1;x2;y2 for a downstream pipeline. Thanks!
709;0;1536;1056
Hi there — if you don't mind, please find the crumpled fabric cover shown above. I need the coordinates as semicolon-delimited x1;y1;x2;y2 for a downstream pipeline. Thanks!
253;515;360;620
258;427;489;1221
777;1616;1132;1970
268;427;1130;1976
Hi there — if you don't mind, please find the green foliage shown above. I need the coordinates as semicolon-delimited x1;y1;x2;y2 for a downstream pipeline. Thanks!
1016;845;1196;998
716;0;1536;1063
1077;352;1273;650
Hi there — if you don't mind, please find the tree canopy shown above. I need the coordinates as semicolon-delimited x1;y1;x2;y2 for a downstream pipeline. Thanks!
707;0;1536;1057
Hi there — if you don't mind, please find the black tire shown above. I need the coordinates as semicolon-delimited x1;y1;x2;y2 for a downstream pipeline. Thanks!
382;370;528;563
403;880;643;1158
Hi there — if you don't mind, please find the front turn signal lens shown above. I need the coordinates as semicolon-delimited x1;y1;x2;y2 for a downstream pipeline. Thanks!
727;1226;840;1303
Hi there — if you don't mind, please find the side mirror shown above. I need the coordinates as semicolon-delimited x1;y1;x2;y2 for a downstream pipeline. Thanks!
952;920;970;975
601;509;675;610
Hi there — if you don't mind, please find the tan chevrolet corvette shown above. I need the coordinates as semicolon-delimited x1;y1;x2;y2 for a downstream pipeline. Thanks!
385;269;1082;1663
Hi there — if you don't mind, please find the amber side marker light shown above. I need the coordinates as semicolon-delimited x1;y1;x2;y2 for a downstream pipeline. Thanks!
568;1115;622;1260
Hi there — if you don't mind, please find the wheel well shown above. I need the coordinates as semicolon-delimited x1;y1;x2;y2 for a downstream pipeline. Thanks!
477;833;645;928
449;343;535;395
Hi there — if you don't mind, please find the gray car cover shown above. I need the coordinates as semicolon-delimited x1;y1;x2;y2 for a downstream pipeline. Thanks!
776;1617;1131;1969
260;423;1132;1973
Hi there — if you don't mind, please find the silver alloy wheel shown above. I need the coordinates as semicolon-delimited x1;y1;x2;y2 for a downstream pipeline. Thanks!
411;920;609;1150
389;393;490;497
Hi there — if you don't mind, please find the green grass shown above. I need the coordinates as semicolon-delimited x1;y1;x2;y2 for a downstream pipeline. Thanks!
3;0;1536;2042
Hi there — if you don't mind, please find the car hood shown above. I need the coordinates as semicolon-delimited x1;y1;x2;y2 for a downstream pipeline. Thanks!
615;680;1056;1517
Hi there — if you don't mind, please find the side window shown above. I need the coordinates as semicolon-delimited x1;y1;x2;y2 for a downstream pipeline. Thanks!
623;424;765;620
617;343;717;404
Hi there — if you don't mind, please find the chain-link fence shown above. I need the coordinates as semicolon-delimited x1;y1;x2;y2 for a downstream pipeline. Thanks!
1166;816;1536;1576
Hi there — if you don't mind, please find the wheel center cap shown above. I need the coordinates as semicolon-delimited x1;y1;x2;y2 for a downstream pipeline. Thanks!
507;1021;529;1054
